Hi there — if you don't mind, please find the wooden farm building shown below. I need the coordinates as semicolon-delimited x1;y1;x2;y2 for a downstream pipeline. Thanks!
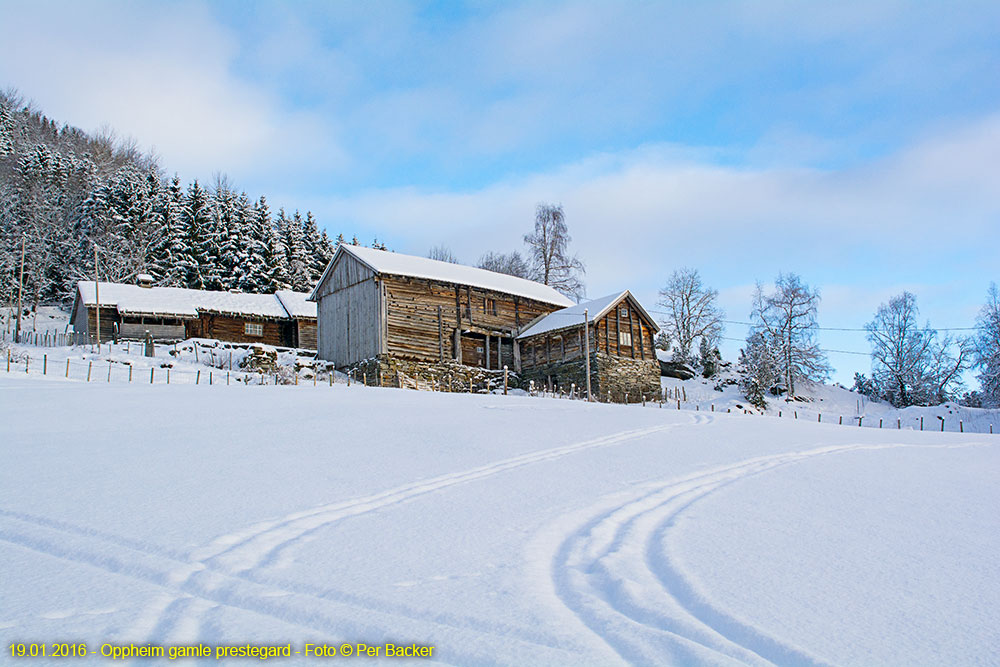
309;246;660;400
70;281;317;348
516;290;661;402
309;245;573;372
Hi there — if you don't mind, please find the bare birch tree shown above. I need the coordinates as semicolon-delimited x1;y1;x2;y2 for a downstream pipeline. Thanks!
750;273;830;398
657;267;724;364
865;291;970;406
427;244;459;264
477;250;530;278
524;203;585;300
975;283;1000;406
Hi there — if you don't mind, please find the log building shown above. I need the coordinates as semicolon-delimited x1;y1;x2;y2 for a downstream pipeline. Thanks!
516;291;661;402
71;281;317;348
309;245;573;372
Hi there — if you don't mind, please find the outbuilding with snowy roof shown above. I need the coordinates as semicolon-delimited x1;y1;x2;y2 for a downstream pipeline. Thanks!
308;244;572;372
70;281;316;348
516;290;661;402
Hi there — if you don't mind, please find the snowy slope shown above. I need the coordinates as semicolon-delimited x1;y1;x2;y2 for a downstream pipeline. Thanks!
1;373;997;666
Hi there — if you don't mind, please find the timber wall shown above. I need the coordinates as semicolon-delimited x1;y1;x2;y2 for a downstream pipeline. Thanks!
315;251;382;366
382;275;557;366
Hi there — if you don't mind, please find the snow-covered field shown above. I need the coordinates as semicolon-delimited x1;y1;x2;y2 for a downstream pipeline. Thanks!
2;370;998;665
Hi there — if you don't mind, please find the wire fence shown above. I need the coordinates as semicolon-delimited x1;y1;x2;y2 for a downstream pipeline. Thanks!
3;344;994;435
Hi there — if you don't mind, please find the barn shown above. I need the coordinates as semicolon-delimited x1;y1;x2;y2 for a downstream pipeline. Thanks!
516;290;661;402
70;281;316;348
308;245;573;383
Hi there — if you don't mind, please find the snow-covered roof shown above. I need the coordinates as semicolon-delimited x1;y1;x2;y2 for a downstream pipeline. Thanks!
311;245;574;308
517;290;660;339
75;282;310;320
275;290;317;319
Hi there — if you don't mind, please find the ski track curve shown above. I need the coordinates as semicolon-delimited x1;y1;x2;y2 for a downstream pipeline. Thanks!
549;441;987;666
2;417;704;663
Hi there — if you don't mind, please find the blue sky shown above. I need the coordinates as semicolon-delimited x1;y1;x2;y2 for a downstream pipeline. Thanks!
2;0;998;386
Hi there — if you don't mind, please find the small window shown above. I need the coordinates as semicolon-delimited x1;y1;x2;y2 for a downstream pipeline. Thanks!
485;298;497;316
244;322;264;337
619;307;629;318
619;330;632;347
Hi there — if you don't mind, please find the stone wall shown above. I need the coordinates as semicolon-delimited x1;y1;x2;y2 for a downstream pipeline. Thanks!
520;352;660;403
594;354;661;403
343;354;522;393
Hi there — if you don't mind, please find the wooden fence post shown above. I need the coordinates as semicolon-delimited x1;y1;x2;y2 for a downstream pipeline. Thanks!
129;366;132;382
196;370;201;385
65;358;70;378
107;362;112;382
503;365;508;395
150;368;154;383
43;354;46;375
87;361;92;382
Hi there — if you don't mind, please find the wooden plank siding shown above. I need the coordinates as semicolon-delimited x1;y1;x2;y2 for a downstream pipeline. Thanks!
189;314;292;347
519;293;657;369
315;251;382;367
297;320;318;350
381;275;557;366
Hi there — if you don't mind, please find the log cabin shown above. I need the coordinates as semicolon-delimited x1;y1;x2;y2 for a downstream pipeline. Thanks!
276;290;318;349
516;290;661;402
70;281;316;348
308;245;573;372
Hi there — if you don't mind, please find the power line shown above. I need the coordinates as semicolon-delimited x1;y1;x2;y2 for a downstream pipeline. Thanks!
719;336;870;356
645;309;976;332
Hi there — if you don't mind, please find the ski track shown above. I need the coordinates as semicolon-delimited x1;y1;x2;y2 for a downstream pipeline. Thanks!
549;440;988;666
1;420;691;664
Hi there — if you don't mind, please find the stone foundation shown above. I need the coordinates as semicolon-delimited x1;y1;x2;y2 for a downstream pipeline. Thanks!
343;355;523;393
520;353;660;403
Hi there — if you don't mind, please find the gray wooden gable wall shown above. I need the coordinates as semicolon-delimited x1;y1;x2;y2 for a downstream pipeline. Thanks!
315;251;385;366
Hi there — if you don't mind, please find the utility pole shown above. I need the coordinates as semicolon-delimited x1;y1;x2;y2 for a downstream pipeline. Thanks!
94;246;100;352
15;234;25;342
584;308;591;402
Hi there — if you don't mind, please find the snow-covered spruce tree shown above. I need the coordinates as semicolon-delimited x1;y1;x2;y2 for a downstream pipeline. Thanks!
974;282;1000;407
749;274;831;398
178;180;212;289
699;337;722;378
657;267;724;366
739;331;780;409
524;203;585;301
261;208;291;292
155;174;188;286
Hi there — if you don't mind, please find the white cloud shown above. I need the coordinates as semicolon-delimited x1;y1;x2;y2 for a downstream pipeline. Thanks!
0;1;345;183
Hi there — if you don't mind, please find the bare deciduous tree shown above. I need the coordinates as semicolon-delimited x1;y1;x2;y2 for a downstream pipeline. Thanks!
656;267;724;365
427;244;459;264
477;250;530;278
750;273;830;398
523;203;585;300
865;291;971;406
974;283;1000;406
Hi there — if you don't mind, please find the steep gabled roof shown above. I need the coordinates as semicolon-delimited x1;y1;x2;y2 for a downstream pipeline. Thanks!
516;290;659;339
309;245;574;308
74;282;311;320
275;290;317;319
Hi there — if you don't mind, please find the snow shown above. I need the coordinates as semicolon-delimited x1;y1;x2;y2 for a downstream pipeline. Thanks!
319;245;575;308
2;367;997;665
74;282;310;320
275;290;317;320
518;291;623;338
